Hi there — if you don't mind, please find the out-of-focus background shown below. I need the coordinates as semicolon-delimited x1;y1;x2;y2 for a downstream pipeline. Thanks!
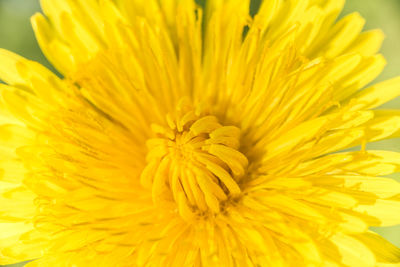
0;0;400;266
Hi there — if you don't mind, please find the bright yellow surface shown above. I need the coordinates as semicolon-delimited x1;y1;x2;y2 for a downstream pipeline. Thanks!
0;0;400;266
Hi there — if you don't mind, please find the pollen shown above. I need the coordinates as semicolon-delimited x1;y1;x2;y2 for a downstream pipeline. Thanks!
141;98;247;218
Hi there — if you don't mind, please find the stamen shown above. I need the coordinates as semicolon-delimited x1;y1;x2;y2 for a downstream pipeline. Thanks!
140;98;248;219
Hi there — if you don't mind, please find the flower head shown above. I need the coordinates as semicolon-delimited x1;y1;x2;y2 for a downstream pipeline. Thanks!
1;0;400;266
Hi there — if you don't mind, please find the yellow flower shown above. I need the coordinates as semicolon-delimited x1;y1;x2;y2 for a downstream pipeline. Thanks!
2;0;400;266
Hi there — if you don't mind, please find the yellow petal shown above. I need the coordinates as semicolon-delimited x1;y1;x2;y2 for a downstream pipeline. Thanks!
346;29;385;56
330;232;376;267
347;76;400;111
309;12;365;58
354;199;400;226
336;175;400;198
354;232;400;264
343;150;400;176
31;13;75;74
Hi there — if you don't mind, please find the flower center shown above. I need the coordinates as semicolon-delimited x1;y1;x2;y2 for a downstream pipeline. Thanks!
140;99;248;219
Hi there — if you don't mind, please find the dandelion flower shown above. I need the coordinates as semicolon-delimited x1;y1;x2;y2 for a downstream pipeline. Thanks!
2;0;400;266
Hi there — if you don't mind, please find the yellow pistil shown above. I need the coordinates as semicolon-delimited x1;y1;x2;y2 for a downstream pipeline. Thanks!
141;98;247;219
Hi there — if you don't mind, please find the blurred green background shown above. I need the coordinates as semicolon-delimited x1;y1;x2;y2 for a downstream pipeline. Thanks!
0;0;400;266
